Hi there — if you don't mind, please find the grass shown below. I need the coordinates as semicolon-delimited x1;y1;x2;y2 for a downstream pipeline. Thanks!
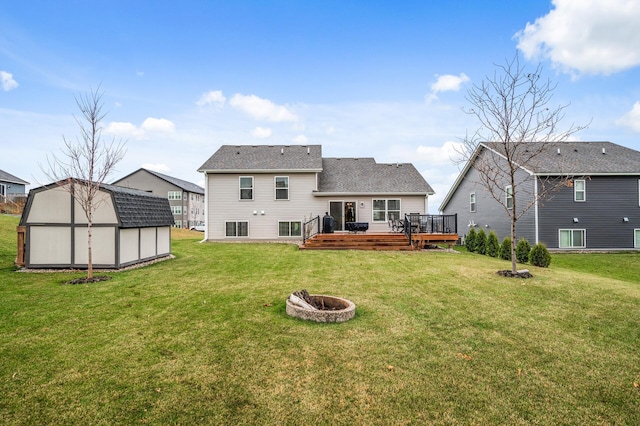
1;213;639;425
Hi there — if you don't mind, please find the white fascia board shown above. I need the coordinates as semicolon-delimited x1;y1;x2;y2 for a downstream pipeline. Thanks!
198;168;323;174
313;191;431;197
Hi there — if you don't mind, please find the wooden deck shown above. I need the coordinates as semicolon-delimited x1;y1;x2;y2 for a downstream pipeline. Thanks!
300;232;459;251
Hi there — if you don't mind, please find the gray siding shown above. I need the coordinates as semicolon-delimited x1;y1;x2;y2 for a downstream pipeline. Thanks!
538;176;640;249
442;158;537;244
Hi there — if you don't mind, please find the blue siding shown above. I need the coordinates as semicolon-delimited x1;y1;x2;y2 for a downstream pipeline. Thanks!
538;176;640;249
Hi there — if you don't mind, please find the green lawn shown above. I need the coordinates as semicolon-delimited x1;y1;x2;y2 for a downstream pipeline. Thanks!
1;214;639;425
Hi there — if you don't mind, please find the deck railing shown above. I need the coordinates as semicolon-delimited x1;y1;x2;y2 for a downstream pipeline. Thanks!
303;215;321;244
404;214;457;243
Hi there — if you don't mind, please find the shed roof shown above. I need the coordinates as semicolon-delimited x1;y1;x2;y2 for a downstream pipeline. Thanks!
0;169;29;185
317;158;434;195
198;145;323;172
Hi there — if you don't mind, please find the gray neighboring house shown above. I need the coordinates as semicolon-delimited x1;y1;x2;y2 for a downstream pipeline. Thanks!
112;168;205;229
0;169;29;201
439;141;640;250
17;179;174;269
197;144;434;240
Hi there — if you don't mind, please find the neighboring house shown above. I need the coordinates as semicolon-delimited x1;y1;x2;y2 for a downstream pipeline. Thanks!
16;179;174;269
112;168;205;229
0;169;29;201
197;144;434;240
439;141;640;250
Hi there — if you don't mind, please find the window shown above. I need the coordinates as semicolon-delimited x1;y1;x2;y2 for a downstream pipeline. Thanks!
505;186;513;209
470;193;476;213
240;176;253;200
278;221;302;237
275;176;289;200
170;205;182;215
574;179;585;202
173;220;182;228
635;229;640;248
226;221;249;237
559;229;586;248
168;191;182;200
372;199;401;222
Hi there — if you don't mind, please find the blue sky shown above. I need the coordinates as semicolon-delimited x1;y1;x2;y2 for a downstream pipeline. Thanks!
2;0;640;211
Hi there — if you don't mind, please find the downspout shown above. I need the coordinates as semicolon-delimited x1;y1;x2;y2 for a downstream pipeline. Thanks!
203;171;208;241
534;176;539;244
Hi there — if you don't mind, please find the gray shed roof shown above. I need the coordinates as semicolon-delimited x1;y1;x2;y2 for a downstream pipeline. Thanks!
317;158;434;194
198;145;323;172
102;182;175;228
483;141;640;175
0;169;29;185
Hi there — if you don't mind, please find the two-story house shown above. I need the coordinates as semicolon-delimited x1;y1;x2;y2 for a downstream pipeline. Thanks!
113;168;205;229
197;145;434;240
439;141;640;250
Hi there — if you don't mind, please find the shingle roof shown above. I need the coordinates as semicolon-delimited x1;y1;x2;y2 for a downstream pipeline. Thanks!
140;168;204;194
483;141;640;175
0;169;29;185
317;158;434;194
198;145;323;172
101;182;175;228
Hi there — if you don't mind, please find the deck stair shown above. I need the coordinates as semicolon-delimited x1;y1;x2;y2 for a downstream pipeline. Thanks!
300;233;413;251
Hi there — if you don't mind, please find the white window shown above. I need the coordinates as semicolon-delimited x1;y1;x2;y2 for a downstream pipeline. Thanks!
372;199;401;222
275;176;289;200
173;220;182;228
470;193;476;213
278;221;301;237
0;183;5;198
559;229;586;249
240;176;253;200
574;179;585;202
171;205;182;215
638;179;640;207
168;191;182;200
635;229;640;248
505;186;513;209
226;221;249;237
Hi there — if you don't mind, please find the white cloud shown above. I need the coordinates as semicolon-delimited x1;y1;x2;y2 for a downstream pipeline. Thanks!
141;163;171;173
1;71;19;91
106;117;175;139
229;93;298;122
197;90;226;107
142;117;175;133
416;141;465;166
515;0;640;76
292;134;308;144
251;126;272;138
615;101;640;132
426;73;469;102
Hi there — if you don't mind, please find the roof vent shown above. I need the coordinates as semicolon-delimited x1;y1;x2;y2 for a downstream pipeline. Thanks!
602;147;606;154
280;148;284;155
307;146;310;155
557;148;561;155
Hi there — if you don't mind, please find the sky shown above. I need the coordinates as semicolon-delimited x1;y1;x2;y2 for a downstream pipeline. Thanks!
2;0;640;212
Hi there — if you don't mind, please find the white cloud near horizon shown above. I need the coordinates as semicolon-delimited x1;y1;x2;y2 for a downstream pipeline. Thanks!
106;117;175;139
292;134;308;143
229;93;298;122
515;0;640;76
616;101;640;132
197;90;226;107
251;126;272;138
426;73;469;102
1;71;19;91
141;163;171;173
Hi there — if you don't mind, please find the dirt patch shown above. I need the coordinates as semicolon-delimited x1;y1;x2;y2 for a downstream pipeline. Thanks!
65;275;113;285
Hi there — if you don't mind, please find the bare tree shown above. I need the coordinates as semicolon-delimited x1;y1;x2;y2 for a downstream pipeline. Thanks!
42;87;126;279
459;55;586;273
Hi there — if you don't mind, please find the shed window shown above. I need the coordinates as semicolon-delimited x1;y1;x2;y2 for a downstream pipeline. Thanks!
240;177;253;200
470;193;476;213
574;180;586;202
559;229;586;249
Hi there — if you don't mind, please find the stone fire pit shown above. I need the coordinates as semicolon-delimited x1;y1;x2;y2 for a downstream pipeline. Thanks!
286;291;355;323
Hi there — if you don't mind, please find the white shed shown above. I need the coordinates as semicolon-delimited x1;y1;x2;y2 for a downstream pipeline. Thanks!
17;179;174;269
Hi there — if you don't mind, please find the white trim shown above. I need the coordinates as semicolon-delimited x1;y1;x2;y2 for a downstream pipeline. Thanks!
635;229;640;248
239;176;254;201
505;185;513;209
372;198;401;222
574;179;586;202
469;192;476;213
274;176;289;201
225;220;249;238
534;178;539;244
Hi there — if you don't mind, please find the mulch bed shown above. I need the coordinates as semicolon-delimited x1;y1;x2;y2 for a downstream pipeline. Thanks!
65;276;112;285
496;270;534;278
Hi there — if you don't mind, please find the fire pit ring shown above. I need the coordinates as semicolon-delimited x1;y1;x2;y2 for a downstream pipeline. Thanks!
286;294;355;323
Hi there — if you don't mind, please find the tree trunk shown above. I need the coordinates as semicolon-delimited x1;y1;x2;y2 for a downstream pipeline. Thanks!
87;222;93;280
